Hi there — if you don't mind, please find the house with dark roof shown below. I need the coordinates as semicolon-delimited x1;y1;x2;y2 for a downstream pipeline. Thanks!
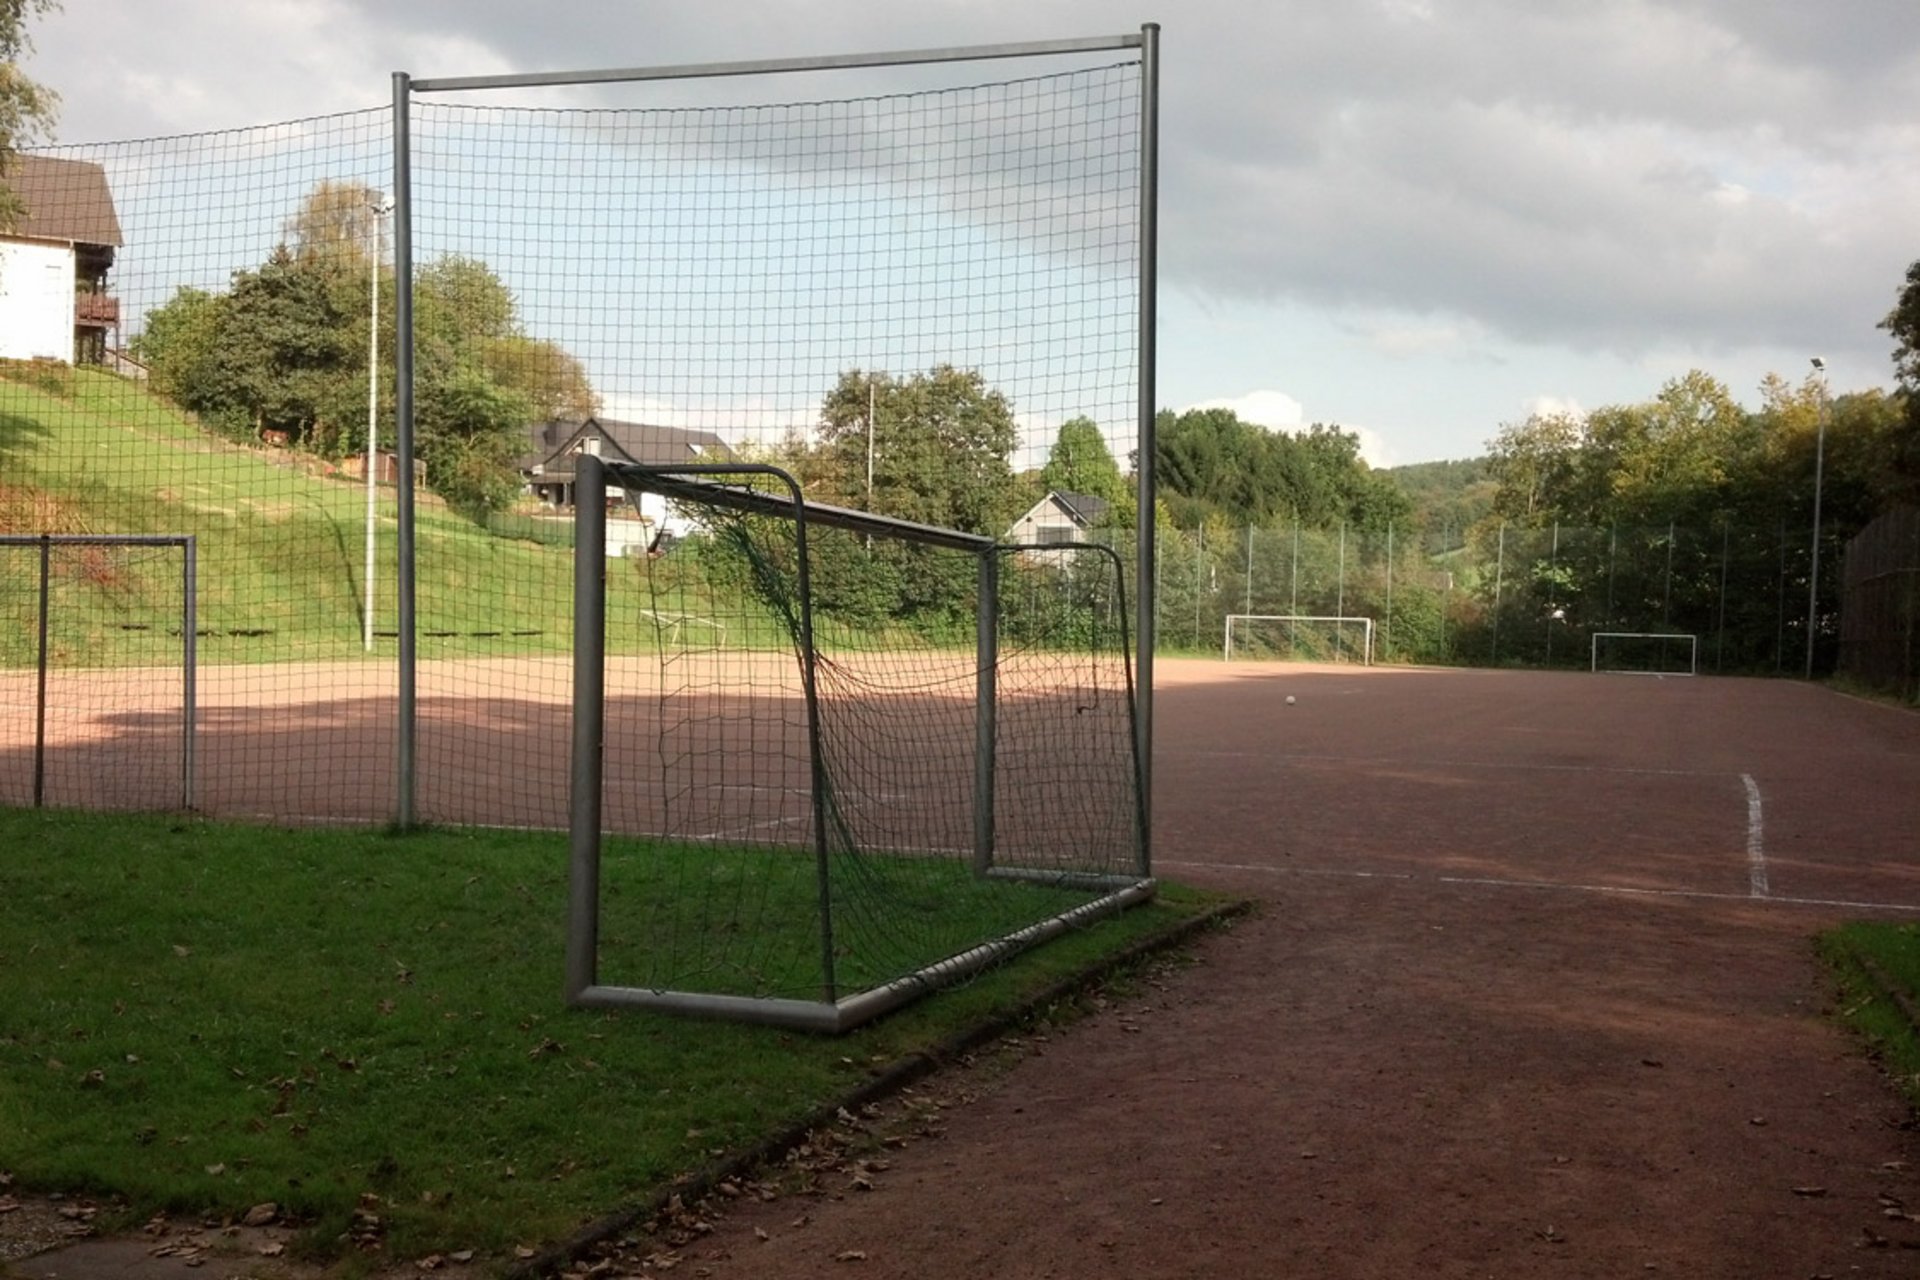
0;155;123;365
521;416;734;549
1005;490;1113;546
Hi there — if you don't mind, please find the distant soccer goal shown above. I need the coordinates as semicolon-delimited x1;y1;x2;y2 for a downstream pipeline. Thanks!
567;456;1151;1034
1590;631;1698;677
1224;614;1375;665
0;534;197;810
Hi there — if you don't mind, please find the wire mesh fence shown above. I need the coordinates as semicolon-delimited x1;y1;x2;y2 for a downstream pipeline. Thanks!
1150;517;1847;675
1;48;1149;829
1840;506;1920;701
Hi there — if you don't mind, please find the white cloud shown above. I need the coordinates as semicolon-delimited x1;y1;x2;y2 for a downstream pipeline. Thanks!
1184;389;1306;430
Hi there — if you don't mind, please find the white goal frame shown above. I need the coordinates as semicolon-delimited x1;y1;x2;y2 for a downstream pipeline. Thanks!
1224;614;1375;665
1590;631;1698;677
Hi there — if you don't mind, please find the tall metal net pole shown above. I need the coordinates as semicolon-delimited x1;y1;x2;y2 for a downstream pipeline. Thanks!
1135;21;1159;875
391;72;418;828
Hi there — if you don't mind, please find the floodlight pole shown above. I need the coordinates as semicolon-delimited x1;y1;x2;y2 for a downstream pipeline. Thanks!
363;194;390;654
1805;358;1828;680
391;72;418;827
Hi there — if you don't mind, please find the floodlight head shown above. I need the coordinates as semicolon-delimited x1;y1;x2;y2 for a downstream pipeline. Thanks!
1809;356;1826;371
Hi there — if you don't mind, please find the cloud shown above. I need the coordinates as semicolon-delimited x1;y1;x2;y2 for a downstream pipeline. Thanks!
1184;389;1306;430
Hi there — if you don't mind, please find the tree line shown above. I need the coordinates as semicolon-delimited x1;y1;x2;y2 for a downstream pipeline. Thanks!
132;181;597;515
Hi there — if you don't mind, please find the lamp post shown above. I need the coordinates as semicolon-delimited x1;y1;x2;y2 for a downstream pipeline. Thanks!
365;192;394;653
1804;356;1828;680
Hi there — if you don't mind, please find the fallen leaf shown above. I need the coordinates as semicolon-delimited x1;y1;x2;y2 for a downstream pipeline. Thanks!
514;1245;536;1259
258;1243;285;1257
204;1164;225;1177
416;1253;444;1270
172;945;192;958
1792;1186;1828;1197
242;1202;278;1227
449;1250;474;1264
835;1250;867;1262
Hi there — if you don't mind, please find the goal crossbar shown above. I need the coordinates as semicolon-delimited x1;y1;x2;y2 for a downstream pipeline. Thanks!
1590;631;1698;677
1224;614;1375;665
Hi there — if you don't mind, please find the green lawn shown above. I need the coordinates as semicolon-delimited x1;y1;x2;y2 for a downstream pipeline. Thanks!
0;808;1212;1261
1820;921;1920;1108
0;367;783;666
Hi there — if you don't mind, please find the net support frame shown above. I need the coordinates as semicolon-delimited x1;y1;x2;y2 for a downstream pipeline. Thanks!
390;28;1160;860
1590;631;1699;677
3;533;197;810
565;455;1151;1032
1224;613;1376;665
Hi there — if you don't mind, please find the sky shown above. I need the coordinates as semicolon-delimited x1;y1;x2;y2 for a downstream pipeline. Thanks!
23;0;1920;467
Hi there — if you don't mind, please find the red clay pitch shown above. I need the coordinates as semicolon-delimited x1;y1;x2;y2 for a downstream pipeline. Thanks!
673;660;1920;1278
8;658;1920;1276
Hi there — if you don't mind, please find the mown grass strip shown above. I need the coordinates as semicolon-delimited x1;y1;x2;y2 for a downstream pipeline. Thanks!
0;808;1221;1262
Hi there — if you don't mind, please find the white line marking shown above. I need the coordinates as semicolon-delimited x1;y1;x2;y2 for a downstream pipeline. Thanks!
1742;773;1767;899
1155;859;1920;915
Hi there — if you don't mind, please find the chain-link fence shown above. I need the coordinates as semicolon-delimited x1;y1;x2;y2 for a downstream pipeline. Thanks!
1840;506;1920;701
1148;517;1846;675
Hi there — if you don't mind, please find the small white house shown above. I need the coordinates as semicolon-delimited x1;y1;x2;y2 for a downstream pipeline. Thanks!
0;156;122;365
1006;490;1113;546
519;416;734;554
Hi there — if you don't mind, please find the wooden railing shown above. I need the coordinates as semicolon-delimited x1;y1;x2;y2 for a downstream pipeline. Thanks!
75;292;119;326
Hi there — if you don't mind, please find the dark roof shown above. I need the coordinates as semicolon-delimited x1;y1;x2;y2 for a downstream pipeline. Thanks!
1053;491;1111;526
522;417;731;479
3;155;123;247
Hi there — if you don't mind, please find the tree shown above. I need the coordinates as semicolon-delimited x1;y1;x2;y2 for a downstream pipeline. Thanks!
135;181;595;517
286;179;386;275
1878;259;1920;495
815;365;1021;536
1153;407;1405;530
1040;417;1125;505
1883;259;1920;391
0;0;59;230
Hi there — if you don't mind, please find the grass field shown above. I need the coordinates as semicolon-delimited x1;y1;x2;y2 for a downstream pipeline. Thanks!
1820;922;1920;1108
0;808;1206;1261
0;367;790;667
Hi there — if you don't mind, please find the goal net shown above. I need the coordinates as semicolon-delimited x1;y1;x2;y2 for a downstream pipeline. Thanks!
0;535;196;810
568;459;1149;1032
1224;614;1375;665
1590;631;1698;676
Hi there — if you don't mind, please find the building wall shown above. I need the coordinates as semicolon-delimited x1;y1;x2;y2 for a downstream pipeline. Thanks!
0;238;75;362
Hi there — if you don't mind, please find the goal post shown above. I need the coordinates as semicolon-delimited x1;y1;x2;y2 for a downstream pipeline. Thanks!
1590;631;1698;677
567;455;1151;1034
1224;614;1375;665
1;534;196;810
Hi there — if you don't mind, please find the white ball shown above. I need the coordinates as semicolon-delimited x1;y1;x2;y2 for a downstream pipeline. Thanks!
1285;695;1297;705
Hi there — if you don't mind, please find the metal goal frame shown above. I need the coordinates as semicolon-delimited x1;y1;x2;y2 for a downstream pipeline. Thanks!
1224;613;1376;665
3;533;197;809
1590;631;1699;677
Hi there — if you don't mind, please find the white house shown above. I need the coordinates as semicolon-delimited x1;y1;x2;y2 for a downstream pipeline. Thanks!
0;156;122;365
1006;490;1113;546
519;416;734;554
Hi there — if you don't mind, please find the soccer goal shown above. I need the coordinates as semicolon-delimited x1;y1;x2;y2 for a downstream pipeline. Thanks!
1224;614;1375;665
1590;631;1698;677
567;456;1151;1033
0;534;197;810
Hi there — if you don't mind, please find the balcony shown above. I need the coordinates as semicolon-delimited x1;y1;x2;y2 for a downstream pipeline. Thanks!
75;292;119;327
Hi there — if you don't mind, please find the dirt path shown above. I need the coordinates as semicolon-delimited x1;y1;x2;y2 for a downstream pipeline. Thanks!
651;879;1920;1278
